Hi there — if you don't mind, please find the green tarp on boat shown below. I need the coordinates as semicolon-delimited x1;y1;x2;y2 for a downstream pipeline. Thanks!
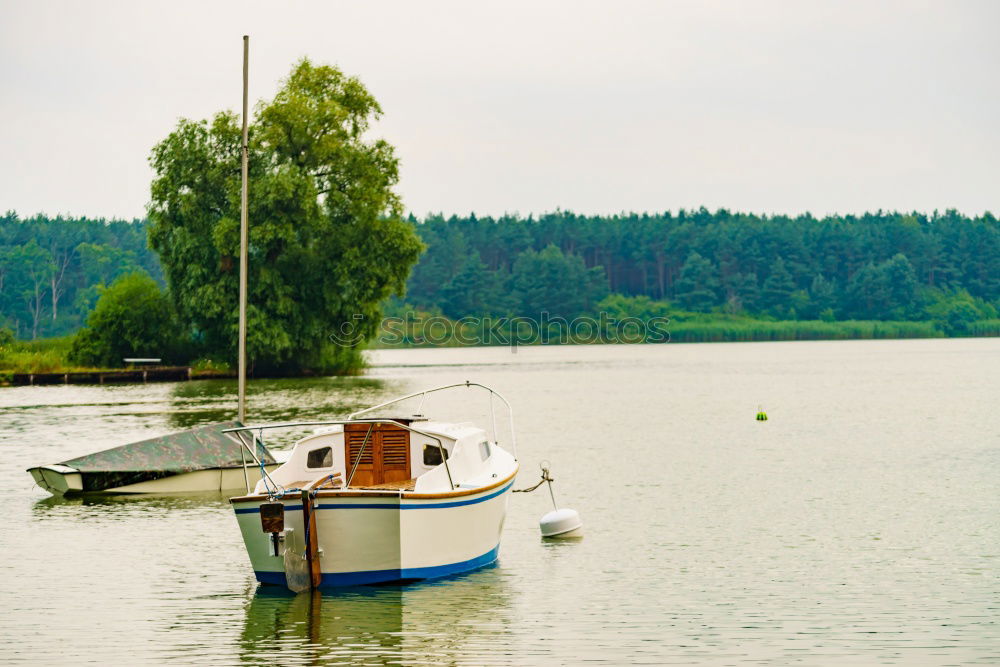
59;421;276;492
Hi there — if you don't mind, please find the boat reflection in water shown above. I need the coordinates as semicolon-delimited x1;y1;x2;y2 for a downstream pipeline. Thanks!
31;490;232;517
239;564;512;664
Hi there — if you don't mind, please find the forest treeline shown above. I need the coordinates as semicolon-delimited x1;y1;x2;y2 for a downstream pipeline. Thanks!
3;208;1000;348
404;209;1000;332
0;212;162;339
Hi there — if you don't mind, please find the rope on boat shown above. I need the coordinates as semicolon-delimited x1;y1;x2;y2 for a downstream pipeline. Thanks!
514;466;553;493
256;428;286;500
272;474;340;501
515;461;562;511
256;430;272;496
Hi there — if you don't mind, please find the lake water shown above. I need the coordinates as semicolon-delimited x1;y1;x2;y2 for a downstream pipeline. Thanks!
0;339;997;665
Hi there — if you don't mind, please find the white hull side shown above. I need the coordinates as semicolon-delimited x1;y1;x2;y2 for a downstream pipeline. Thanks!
29;466;83;495
234;478;514;587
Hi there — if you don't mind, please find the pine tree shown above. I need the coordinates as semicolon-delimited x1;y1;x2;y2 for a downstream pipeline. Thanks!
439;253;502;317
761;258;795;316
806;274;837;319
675;252;721;311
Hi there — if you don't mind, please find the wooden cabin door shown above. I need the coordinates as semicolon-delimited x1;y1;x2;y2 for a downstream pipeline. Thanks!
344;423;411;487
344;424;375;486
379;427;410;484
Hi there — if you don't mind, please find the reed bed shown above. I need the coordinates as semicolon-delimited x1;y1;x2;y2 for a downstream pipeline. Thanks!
667;319;942;343
965;319;1000;337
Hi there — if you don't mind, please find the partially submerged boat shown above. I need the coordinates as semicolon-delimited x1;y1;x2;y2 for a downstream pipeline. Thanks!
27;421;281;495
227;382;518;589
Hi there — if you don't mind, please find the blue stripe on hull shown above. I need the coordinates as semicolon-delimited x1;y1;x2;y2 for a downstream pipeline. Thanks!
233;481;513;514
322;481;513;511
255;545;500;587
235;503;303;514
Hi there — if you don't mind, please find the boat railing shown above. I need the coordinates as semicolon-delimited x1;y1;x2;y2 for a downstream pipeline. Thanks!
348;381;518;458
224;419;455;495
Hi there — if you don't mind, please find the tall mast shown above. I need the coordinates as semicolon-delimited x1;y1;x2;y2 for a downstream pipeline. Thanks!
238;35;249;424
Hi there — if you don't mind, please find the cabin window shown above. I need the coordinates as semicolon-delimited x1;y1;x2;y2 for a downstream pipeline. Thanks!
479;441;491;461
307;446;333;469
423;444;449;466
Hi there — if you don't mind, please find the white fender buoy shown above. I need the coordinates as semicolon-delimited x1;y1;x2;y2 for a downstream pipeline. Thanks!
540;507;583;538
535;460;582;538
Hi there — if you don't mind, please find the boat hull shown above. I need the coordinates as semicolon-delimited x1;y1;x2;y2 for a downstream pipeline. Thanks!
28;464;281;495
27;421;282;495
233;477;514;587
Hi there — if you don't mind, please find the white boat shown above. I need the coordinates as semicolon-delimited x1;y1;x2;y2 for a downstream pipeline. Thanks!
227;382;519;589
27;421;283;495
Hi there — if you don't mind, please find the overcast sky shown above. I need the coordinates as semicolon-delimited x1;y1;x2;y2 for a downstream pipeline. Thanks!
1;0;997;220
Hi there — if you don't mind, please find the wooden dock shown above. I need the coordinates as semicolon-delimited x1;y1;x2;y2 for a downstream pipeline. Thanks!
10;367;236;386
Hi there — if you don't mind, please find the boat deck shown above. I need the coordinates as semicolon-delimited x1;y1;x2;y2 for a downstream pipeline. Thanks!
357;478;417;491
285;478;417;492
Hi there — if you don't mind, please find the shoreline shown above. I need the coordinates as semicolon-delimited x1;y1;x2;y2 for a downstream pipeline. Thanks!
368;318;1000;350
5;366;236;386
4;329;998;386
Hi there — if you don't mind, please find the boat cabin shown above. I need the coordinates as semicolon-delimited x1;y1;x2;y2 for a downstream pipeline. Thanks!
253;418;483;494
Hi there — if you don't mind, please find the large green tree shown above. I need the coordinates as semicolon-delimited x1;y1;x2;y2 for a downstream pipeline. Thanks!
69;272;179;367
147;60;423;373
